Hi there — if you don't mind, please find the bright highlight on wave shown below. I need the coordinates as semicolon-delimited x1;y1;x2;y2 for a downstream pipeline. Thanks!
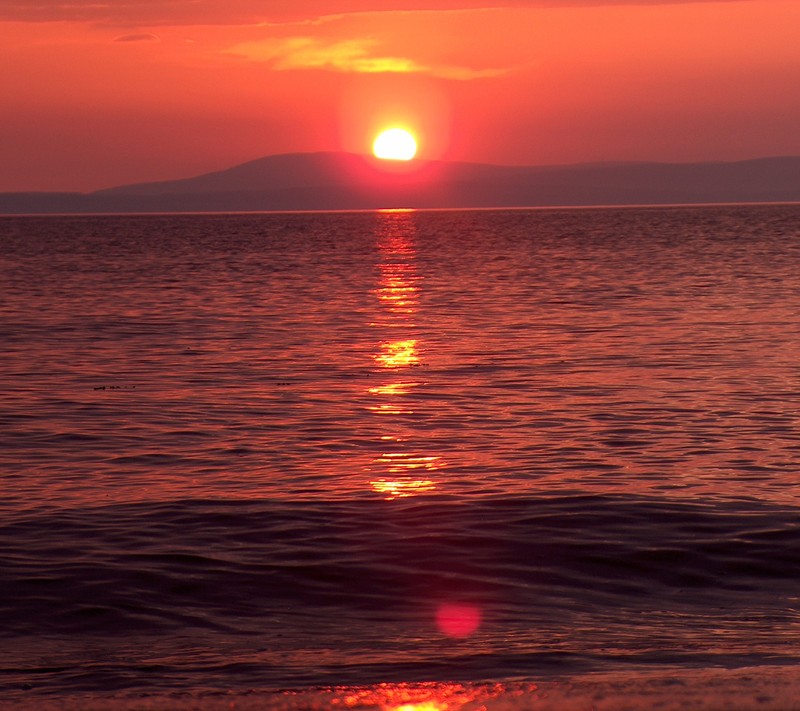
373;128;418;161
376;339;419;368
370;478;436;500
369;453;441;499
335;682;508;710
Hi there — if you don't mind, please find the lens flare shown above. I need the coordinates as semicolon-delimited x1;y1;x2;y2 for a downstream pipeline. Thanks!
436;603;481;638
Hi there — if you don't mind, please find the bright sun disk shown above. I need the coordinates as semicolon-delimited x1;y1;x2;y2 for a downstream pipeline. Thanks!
373;128;417;161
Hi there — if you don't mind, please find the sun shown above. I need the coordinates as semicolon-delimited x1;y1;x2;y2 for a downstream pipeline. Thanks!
373;128;417;161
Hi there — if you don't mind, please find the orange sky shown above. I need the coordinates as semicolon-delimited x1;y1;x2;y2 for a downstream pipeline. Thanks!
2;0;799;191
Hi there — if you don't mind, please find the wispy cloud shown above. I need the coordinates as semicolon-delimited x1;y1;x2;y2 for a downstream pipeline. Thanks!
227;36;509;79
114;33;160;42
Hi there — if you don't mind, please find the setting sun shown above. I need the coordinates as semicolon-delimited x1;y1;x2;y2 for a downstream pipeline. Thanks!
373;128;417;161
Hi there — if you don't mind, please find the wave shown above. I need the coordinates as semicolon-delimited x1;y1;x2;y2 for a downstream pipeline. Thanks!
2;494;798;639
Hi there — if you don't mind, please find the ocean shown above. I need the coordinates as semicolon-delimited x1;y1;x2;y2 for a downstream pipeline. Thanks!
2;205;800;709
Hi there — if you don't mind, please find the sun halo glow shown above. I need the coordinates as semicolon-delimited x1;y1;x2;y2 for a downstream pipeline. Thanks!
373;128;417;161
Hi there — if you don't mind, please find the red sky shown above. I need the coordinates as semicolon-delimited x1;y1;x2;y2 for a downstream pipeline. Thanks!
2;0;799;192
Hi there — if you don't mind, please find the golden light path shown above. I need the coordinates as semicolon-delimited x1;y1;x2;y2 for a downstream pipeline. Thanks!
363;211;485;645
367;210;441;500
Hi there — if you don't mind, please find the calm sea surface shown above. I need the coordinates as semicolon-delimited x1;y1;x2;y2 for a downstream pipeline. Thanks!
2;205;800;702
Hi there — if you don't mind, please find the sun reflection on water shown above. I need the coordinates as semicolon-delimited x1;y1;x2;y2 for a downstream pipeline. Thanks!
369;451;442;499
370;478;437;500
367;403;415;415
377;276;418;314
376;339;420;369
335;682;513;710
368;211;441;501
368;382;421;396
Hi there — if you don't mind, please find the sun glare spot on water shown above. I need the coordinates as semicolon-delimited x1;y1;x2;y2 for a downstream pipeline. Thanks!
367;403;414;415
369;453;440;499
373;128;418;161
370;478;436;500
376;453;442;471
368;382;420;396
376;339;419;368
337;682;508;710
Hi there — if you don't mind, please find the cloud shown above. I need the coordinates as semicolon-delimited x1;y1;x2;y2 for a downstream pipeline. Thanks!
227;36;509;79
0;0;750;26
114;33;160;42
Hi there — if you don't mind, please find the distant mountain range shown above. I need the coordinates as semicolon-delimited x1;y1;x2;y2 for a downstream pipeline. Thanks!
2;152;799;213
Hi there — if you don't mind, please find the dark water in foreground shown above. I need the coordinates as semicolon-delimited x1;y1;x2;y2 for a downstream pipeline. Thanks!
2;205;800;701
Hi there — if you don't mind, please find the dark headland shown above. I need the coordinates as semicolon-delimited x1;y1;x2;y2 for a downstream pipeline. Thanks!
1;152;799;213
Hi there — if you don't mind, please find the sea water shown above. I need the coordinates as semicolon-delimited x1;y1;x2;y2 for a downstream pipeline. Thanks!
1;205;800;704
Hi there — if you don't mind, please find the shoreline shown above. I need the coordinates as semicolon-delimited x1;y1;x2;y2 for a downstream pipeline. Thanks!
4;666;800;710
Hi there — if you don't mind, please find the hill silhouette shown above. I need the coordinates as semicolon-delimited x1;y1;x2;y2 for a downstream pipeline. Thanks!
2;152;799;213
